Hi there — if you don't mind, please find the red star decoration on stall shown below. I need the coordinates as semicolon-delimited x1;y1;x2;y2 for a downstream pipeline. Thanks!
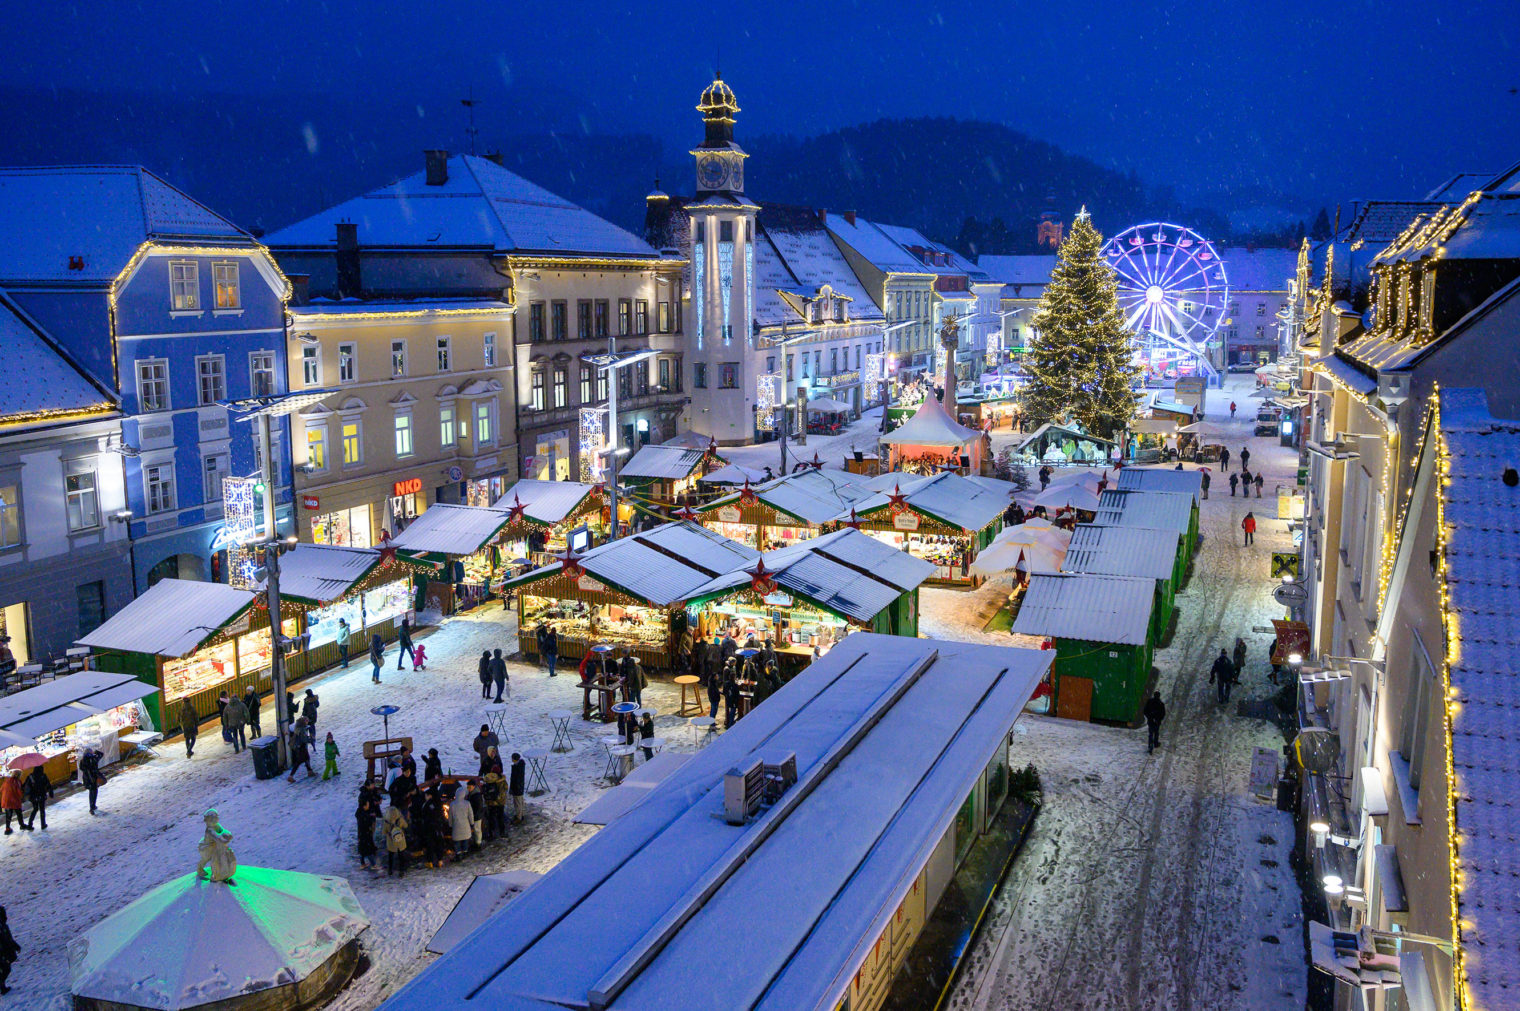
808;452;824;471
843;508;864;530
738;479;759;507
378;544;398;567
887;483;910;515
673;505;700;522
554;546;584;578
746;558;778;597
505;494;528;525
589;481;605;499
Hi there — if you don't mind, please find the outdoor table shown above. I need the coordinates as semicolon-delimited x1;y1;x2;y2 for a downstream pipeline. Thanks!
524;748;551;795
641;736;666;758
578;679;619;723
121;730;164;757
736;679;757;718
547;710;575;753
484;702;510;740
689;715;715;746
605;744;636;783
674;675;703;716
610;701;638;715
599;733;624;755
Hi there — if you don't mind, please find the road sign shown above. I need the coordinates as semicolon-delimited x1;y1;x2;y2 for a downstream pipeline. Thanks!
1274;582;1309;609
1271;552;1301;579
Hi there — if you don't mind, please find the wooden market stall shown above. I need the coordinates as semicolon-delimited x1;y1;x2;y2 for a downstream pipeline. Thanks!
694;469;875;549
618;442;726;508
0;672;158;787
494;479;607;567
390;502;515;614
507;521;758;670
1014;423;1117;467
878;395;985;475
843;471;1010;585
273;543;420;671
1061;524;1182;642
1092;488;1199;572
1010;571;1156;724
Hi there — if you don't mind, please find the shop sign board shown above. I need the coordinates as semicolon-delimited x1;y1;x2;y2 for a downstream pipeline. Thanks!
577;574;608;593
716;505;742;524
224;610;253;636
393;477;424;497
301;494;320;510
893;511;920;531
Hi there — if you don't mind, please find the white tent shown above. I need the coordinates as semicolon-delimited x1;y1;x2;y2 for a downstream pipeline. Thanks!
699;463;770;485
70;865;368;1011
1034;483;1101;512
879;395;981;448
805;397;852;413
970;540;1064;577
991;521;1071;553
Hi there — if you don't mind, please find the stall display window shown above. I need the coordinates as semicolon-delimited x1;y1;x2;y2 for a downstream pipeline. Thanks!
163;641;237;702
363;579;411;625
521;594;668;654
235;619;299;679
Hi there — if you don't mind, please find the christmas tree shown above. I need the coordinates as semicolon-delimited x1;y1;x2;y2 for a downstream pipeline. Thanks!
1023;209;1140;440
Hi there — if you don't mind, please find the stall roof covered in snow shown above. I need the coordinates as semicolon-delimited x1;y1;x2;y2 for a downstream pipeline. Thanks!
1093;489;1195;536
1011;572;1155;646
1434;388;1520;1005
0;165;251;284
77;578;256;658
700;468;875;525
619;442;715;480
263;154;658;259
0;671;156;744
263;543;385;605
494;479;597;526
685;528;935;623
378;633;1051;1011
1115;466;1204;504
389;503;511;557
0;291;116;423
847;471;1009;533
1062;525;1180;582
879;394;982;448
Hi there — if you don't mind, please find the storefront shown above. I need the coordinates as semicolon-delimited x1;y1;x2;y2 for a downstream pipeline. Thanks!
311;505;373;548
0;672;157;786
301;466;441;548
694;470;875;550
273;542;421;672
848;472;1009;585
494;478;606;567
390;502;515;615
465;474;512;509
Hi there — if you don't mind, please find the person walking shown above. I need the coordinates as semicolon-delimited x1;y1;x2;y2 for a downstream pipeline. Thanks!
1;772;22;834
1142;692;1166;753
0;906;17;994
1254;472;1265;498
397;618;417;670
1210;648;1236;703
1232;637;1248;681
79;745;104;815
1239;446;1250;471
1200;470;1211;500
355;795;379;870
383;799;409;878
287;717;315;781
509;753;526;823
243;686;261;739
337;617;351;668
477;650;492;700
369;634;384;684
543;627;559;677
1242;511;1257;546
301;689;320;735
1038;465;1052;490
1229;400;1237;418
491;648;508;702
22;766;52;830
472;725;499;776
448;783;475;861
322;732;341;780
535;623;548;671
1240;466;1252;492
222;691;248;753
1228;472;1239;497
1219;447;1231;471
179;697;199;758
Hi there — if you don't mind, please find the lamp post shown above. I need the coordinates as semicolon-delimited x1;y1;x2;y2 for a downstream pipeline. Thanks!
581;337;657;542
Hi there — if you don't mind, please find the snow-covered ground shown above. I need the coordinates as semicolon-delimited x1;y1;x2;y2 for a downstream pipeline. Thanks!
943;374;1307;1011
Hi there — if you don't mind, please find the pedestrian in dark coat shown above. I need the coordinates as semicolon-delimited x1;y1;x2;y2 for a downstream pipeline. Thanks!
356;797;379;869
1219;447;1231;471
621;654;644;706
222;694;248;753
482;765;507;840
287;717;316;780
535;623;548;670
691;640;709;685
1210;649;1237;703
1002;501;1018;525
1142;692;1166;753
0;906;18;995
397;618;417;670
1240;466;1252;491
722;668;741;728
369;634;384;684
1240;446;1250;471
707;671;721;719
473;726;500;775
490;648;508;702
1232;637;1248;679
1229;472;1239;496
1268;637;1281;685
1038;465;1052;490
22;767;52;830
79;746;104;814
422;789;448;868
1200;470;1211;499
1254;473;1265;498
179;697;198;757
424;748;443;783
1011;501;1026;525
543;627;559;677
478;651;493;699
509;753;526;822
639;713;655;761
1242;511;1257;546
302;689;320;731
243;686;261;738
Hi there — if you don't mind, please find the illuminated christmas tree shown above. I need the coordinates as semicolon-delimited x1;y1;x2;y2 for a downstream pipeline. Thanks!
1023;209;1140;440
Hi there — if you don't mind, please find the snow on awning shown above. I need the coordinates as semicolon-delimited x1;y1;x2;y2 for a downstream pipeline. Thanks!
702;469;876;525
879;395;981;448
76;578;257;658
620;443;718;480
845;471;1010;533
262;543;384;605
1314;355;1377;397
1093;489;1195;535
494;478;597;526
1063;525;1179;582
0;672;156;743
699;463;771;485
389;503;511;558
1011;572;1154;646
1115;466;1204;505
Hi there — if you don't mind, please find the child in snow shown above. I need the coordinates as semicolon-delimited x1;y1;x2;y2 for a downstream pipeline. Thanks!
412;644;428;671
322;732;341;780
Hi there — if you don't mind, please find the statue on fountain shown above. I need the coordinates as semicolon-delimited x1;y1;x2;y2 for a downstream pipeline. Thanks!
196;809;237;882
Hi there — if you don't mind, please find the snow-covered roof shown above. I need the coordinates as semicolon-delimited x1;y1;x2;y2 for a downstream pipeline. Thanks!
0;291;115;422
759;205;884;322
849;471;1009;533
0;671;156;743
1216;247;1297;293
389;503;511;557
1436;389;1520;1004
752;228;805;327
264;543;384;605
0;165;251;284
1375;193;1520;265
977;254;1057;288
1344;274;1520;375
697;462;770;485
879;394;982;448
1062;524;1179;582
1010;572;1155;646
77;578;257;658
1425;172;1495;202
377;633;1051;1011
619;443;713;480
685;528;934;623
823;214;926;275
494;478;597;525
1092;489;1195;536
264;154;657;259
701;468;876;525
70;865;368;1010
874;223;960;277
1115;466;1204;505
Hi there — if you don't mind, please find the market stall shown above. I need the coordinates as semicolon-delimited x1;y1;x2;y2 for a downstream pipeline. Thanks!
1061;523;1182;642
0;672;157;786
1013;423;1117;467
271;543;420;671
506;521;758;671
618;441;726;509
879;395;985;475
77;579;303;731
1092;488;1199;571
494;479;606;567
390;502;515;614
841;471;1009;585
695;469;875;549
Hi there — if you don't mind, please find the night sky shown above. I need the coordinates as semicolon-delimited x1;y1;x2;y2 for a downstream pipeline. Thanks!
2;0;1516;218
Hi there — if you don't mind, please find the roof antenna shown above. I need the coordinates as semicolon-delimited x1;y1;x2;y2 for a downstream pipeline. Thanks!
461;85;480;156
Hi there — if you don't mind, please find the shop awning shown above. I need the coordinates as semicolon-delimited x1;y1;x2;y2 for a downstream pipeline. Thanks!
262;543;385;606
1011;572;1155;646
805;397;852;413
574;752;691;826
699;463;771;486
494;479;598;526
76;578;257;658
844;471;1011;533
0;672;156;743
701;469;876;525
390;503;512;558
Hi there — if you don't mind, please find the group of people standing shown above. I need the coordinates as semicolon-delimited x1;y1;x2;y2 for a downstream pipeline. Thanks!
691;634;783;729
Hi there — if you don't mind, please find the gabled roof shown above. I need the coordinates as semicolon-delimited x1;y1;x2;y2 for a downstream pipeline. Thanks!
699;469;875;526
1115;466;1204;504
0;290;116;425
874;223;961;277
847;471;1009;533
620;443;717;480
1425;172;1496;202
264;154;657;259
1092;489;1195;535
262;543;384;606
494;479;598;526
1062;524;1179;582
977;254;1057;288
879;394;982;448
823;214;927;275
1010;572;1155;645
390;503;511;557
1346;273;1520;375
77;579;257;658
0;165;250;284
758;205;884;322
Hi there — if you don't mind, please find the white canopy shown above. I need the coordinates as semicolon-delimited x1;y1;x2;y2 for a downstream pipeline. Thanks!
1034;483;1101;512
991;522;1071;553
805;397;852;413
70;865;368;1010
699;463;770;485
0;672;156;743
970;539;1065;577
879;395;981;448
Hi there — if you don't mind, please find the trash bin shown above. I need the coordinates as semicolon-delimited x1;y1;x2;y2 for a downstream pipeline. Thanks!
250;735;281;780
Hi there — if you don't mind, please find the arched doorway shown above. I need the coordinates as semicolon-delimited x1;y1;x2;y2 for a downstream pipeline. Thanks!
146;553;206;588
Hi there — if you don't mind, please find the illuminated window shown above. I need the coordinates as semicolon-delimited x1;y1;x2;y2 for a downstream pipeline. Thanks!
580;365;594;403
436;336;452;372
391;340;407;377
1256;303;1266;316
720;362;738;388
306;427;328;471
212;262;240;309
636;300;649;334
136;359;170;412
597;367;608;401
439;404;456;448
553;367;568;408
196;355;226;406
657;301;671;332
169;261;199;311
618;299;632;336
394;413;413;458
531;370;546;411
65;470;99;532
341;422;361;466
474;400;496;445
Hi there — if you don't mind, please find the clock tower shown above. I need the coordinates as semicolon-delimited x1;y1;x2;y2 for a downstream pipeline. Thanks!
687;74;759;445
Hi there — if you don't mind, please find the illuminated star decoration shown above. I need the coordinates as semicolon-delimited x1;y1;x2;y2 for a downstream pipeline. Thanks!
554;546;584;578
589;481;605;500
738;479;760;507
673;505;701;522
843;508;864;530
887;483;911;515
505;494;528;525
746;558;778;597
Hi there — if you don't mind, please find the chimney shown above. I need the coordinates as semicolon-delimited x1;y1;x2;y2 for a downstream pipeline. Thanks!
288;273;311;305
844;210;856;226
816;208;827;224
335;222;361;298
425;149;450;186
483;151;504;167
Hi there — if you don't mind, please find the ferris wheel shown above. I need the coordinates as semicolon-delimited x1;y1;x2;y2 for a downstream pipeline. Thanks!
1102;223;1228;380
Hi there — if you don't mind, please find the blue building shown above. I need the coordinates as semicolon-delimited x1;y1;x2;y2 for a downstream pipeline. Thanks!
0;166;293;593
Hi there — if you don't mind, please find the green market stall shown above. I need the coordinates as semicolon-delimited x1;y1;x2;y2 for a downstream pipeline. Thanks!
695;469;876;550
390;502;515;614
845;471;1008;585
1092;488;1198;573
274;543;420;672
1060;524;1182;642
494;478;607;565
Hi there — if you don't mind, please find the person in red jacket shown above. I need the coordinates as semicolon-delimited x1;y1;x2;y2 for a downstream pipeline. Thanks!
1242;511;1257;546
0;771;22;834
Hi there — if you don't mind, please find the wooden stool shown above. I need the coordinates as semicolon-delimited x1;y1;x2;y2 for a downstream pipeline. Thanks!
674;675;704;716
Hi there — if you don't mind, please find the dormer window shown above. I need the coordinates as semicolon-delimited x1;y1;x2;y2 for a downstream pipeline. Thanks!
834;301;845;323
1420;269;1436;333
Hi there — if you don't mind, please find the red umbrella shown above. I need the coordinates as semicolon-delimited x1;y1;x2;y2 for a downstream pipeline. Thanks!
7;751;47;770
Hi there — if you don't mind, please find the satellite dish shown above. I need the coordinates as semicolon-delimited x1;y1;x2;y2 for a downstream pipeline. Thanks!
1294;727;1340;773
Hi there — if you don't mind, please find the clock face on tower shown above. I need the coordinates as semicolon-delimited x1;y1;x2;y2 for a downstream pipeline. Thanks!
697;154;728;191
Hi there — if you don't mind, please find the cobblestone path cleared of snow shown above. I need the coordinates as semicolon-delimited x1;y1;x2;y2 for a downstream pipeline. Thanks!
942;375;1307;1011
